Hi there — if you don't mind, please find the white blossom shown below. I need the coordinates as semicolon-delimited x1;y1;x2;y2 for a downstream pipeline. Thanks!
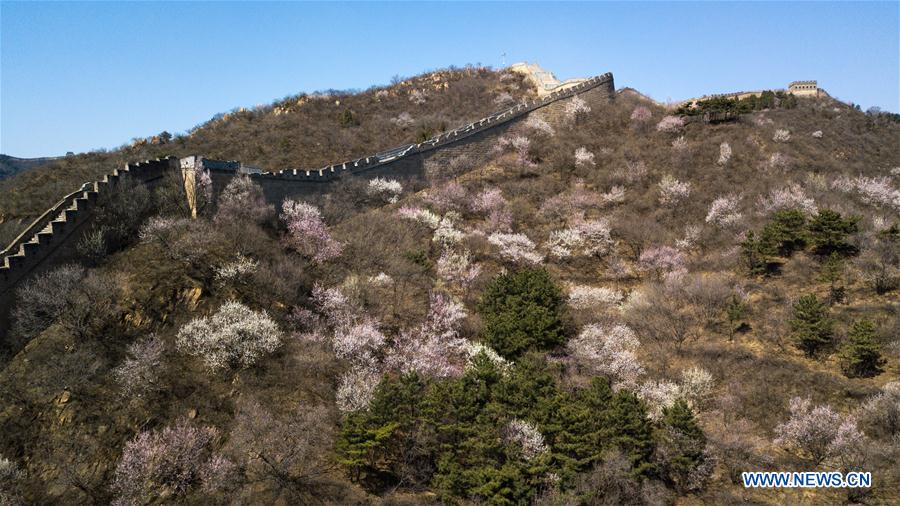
705;195;743;227
488;233;544;264
336;365;382;413
658;175;692;207
574;147;596;168
569;324;644;391
176;302;282;371
717;142;732;166
567;285;623;309
505;419;548;460
367;177;403;203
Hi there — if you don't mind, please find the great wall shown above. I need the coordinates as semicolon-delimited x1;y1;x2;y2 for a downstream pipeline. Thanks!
0;71;616;342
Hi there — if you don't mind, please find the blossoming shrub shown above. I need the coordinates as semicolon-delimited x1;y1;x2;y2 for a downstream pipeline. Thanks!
176;301;282;371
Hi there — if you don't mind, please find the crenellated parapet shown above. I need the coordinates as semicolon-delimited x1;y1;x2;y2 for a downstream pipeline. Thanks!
0;71;615;335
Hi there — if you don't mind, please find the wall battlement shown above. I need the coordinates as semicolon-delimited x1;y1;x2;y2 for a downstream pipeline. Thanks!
0;70;614;342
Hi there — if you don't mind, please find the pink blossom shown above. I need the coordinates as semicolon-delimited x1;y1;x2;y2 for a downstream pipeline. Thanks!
424;182;469;212
524;115;555;136
280;200;342;263
639;245;687;278
215;175;274;224
630;105;652;123
564;96;591;120
569;324;644;390
112;420;233;504
437;249;482;289
388;293;468;378
336;365;382;413
775;397;865;465
657;115;685;133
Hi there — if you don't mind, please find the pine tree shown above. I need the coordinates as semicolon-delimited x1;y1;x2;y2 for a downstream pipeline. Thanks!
808;209;859;256
790;294;834;357
479;267;566;359
760;209;807;256
819;252;846;304
658;399;710;493
839;320;885;378
726;294;748;341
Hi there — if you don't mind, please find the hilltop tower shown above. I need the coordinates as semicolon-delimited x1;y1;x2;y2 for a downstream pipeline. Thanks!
788;80;819;97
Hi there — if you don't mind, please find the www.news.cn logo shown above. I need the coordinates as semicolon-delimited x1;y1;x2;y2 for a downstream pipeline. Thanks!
742;471;872;488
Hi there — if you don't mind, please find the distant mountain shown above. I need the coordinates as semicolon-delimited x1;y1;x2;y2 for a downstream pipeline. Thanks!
0;154;63;180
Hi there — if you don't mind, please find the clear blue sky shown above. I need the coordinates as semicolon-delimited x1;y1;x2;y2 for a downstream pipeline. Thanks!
1;1;898;158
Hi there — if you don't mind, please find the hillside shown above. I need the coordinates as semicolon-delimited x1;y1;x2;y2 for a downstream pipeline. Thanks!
1;69;899;505
0;155;61;181
0;66;533;247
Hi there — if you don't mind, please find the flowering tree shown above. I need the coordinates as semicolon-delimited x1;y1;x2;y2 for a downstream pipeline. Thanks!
113;335;165;398
639;246;687;279
617;160;648;183
504;419;548;460
494;92;515;106
545;219;613;259
773;129;791;142
470;188;513;232
574;147;596;168
705;195;743;228
774;397;865;466
812;130;824;138
857;382;900;440
639;380;681;420
388;293;468;378
409;89;427;105
601;185;626;205
539;182;602;221
757;184;818;215
568;323;644;390
831;175;900;211
398;206;441;229
567;285;623;310
336;365;382;413
425;182;469;213
367;177;403;204
176;301;282;371
391;112;415;128
524;115;555;136
112;420;235;504
488;232;544;264
437;249;482;290
215;254;259;286
717;142;732;166
332;319;386;363
280;200;342;263
657;115;685;133
564;96;591;122
658;175;692;207
671;136;688;151
494;135;534;167
0;455;24;505
630;105;652;125
767;152;790;170
215;175;274;224
678;367;714;411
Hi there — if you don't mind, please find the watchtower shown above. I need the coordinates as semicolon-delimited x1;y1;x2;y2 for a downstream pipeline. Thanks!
788;80;819;98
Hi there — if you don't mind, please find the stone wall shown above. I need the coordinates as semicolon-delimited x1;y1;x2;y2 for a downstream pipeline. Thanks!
0;71;614;344
0;158;177;342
